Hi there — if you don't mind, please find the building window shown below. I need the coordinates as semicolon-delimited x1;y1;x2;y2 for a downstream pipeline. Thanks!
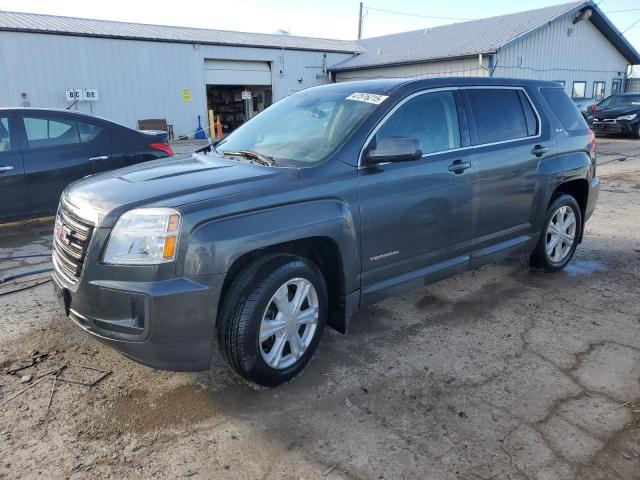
572;81;586;98
592;81;606;101
612;78;621;95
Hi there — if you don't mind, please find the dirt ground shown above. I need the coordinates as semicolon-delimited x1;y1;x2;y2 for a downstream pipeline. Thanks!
1;138;639;480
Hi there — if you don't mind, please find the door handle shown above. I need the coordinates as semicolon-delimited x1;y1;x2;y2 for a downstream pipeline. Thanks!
89;155;109;161
531;145;549;157
0;165;14;172
448;159;472;174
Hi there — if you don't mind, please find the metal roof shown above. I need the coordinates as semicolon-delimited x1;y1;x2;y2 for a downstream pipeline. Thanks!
331;1;640;71
0;11;362;54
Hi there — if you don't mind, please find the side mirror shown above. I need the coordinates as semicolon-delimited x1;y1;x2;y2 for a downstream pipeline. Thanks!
365;137;423;165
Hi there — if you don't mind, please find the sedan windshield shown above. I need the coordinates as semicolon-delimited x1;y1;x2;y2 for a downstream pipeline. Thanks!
597;95;640;109
215;91;380;166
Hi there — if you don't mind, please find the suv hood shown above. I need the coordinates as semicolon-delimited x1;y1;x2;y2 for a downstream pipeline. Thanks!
592;106;640;119
61;153;300;227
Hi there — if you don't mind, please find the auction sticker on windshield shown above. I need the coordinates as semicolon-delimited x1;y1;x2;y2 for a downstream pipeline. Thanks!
346;93;389;104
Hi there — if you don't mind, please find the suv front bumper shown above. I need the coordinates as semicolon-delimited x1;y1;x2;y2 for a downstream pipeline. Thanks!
53;271;224;371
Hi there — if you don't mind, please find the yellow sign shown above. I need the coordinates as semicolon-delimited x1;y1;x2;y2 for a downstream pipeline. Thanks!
182;88;192;102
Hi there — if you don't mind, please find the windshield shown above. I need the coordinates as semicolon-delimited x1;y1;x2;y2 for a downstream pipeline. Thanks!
597;95;640;109
215;91;380;166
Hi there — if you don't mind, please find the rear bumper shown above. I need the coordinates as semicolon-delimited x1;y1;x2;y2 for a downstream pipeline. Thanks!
53;272;224;371
585;177;600;222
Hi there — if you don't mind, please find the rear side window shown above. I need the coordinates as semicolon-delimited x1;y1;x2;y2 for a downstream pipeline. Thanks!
540;88;588;133
465;89;534;145
23;116;80;149
78;122;104;143
374;90;461;155
0;117;10;152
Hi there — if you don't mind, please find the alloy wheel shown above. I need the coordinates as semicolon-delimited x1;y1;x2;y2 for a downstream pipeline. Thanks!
259;278;319;370
545;205;577;263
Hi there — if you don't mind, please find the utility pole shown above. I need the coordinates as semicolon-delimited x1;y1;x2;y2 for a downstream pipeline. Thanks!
357;2;363;39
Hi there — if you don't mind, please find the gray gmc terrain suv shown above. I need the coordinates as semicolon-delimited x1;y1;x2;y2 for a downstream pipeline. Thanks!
52;78;599;387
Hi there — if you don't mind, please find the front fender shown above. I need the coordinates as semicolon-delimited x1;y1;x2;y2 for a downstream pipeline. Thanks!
183;199;359;292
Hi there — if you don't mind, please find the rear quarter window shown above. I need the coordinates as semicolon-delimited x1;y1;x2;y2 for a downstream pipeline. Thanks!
540;88;588;133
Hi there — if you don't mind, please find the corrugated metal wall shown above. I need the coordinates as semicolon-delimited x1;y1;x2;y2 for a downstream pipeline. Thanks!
495;14;628;98
335;56;489;82
0;31;352;136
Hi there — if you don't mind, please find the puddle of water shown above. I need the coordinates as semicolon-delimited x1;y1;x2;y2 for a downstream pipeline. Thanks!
563;260;606;277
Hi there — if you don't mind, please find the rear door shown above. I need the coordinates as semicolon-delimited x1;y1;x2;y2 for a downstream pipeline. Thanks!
21;113;111;215
462;87;551;262
0;113;30;220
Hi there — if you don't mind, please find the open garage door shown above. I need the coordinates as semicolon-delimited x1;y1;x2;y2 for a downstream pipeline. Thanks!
204;60;271;85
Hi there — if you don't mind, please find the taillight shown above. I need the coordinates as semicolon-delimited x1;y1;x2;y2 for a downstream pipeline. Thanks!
588;129;597;152
150;142;174;157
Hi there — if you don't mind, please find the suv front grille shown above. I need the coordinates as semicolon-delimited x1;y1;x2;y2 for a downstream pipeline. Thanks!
52;208;94;283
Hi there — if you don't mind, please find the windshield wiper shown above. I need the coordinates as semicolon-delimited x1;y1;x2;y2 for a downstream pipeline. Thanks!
222;150;275;166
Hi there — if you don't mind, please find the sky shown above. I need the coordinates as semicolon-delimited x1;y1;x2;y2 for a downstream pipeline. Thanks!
0;0;638;50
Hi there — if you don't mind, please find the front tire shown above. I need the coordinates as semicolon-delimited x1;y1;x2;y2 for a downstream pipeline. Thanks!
217;255;327;387
530;194;582;272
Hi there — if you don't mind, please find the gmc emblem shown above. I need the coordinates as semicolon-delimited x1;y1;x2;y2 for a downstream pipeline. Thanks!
54;219;73;245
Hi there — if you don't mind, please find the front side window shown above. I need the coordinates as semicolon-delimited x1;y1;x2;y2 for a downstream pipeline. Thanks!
465;88;534;144
373;90;461;155
572;81;586;99
592;81;606;101
23;116;80;149
0;117;10;152
216;91;379;166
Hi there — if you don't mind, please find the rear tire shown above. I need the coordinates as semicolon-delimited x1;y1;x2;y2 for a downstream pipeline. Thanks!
217;255;327;387
530;194;582;272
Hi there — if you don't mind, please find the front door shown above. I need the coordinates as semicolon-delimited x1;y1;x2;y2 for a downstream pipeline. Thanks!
20;113;110;215
462;87;552;259
359;89;475;303
0;114;30;221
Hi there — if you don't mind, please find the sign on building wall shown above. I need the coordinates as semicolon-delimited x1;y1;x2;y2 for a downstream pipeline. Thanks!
182;88;192;102
65;89;99;102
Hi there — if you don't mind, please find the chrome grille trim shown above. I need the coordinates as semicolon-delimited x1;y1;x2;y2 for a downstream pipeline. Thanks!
52;207;94;283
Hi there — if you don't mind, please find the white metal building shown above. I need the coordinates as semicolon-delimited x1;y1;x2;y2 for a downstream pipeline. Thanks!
1;1;638;137
0;12;360;136
331;1;640;99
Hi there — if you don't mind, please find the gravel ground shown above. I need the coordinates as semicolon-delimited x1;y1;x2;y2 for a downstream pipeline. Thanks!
0;138;639;479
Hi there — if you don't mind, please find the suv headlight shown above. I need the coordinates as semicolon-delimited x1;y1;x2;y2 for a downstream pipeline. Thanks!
103;208;181;265
615;114;637;121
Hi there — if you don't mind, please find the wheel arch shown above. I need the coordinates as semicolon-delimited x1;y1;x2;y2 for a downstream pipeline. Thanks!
183;200;359;333
548;178;589;242
217;236;348;333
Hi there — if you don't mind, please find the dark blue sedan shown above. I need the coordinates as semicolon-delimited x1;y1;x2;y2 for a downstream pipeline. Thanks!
0;108;173;222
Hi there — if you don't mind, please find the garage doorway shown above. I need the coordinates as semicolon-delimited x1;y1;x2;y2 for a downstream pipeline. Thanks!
205;60;273;134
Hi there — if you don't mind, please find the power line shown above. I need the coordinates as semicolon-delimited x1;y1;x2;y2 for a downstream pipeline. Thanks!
621;17;640;34
364;5;475;22
604;8;640;14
